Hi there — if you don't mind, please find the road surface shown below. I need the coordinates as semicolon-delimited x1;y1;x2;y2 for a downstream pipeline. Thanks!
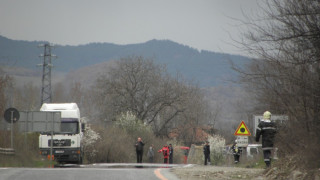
0;164;180;180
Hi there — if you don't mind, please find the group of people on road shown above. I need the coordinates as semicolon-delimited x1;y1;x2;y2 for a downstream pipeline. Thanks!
135;137;174;164
135;111;277;168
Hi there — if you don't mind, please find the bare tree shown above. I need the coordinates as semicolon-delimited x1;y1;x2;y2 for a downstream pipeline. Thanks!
69;82;83;106
92;56;214;137
14;83;39;111
0;68;12;113
52;82;67;103
237;0;320;170
170;87;217;144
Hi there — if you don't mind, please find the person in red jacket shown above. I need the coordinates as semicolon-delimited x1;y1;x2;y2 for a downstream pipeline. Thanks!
158;145;169;164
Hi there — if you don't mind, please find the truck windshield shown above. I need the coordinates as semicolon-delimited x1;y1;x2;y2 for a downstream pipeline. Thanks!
61;122;79;134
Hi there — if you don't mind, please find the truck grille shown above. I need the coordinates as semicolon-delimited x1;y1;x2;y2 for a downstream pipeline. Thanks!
48;139;71;147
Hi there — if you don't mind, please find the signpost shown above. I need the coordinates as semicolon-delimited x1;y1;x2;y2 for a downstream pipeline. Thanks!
3;108;20;149
234;121;251;147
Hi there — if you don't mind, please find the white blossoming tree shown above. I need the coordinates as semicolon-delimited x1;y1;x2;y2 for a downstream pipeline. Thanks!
115;111;151;134
208;135;226;165
82;118;101;162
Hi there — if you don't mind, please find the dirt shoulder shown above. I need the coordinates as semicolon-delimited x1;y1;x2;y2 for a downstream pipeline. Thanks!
171;165;266;180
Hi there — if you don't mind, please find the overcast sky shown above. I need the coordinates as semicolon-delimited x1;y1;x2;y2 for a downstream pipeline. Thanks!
0;0;261;56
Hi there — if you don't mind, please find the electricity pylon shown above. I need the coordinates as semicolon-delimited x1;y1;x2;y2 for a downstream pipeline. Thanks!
38;43;56;106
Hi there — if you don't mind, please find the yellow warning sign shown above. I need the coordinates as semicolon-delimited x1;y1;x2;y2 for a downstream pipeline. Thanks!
234;121;251;136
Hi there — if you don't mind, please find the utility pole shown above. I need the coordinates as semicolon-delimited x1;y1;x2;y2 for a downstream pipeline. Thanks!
38;43;56;106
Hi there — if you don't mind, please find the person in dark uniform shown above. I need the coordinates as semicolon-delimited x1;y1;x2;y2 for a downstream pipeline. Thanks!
232;140;241;164
168;144;174;164
203;141;211;165
256;111;277;167
135;137;145;163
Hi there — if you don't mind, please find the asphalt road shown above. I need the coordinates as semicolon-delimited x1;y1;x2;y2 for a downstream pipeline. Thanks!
0;166;179;180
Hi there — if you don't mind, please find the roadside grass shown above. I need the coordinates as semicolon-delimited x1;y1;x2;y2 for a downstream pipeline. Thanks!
0;152;54;167
235;156;266;169
241;157;265;169
0;130;54;167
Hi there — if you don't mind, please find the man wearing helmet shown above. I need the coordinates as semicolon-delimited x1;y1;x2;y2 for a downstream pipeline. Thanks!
232;140;241;164
256;111;277;167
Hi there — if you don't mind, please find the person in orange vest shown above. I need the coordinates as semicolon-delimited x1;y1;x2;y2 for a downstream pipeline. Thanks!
158;145;170;164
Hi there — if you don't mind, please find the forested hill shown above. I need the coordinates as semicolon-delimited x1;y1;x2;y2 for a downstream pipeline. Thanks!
0;35;250;87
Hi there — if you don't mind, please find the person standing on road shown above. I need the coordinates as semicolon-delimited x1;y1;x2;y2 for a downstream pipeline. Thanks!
147;144;154;163
203;141;211;165
168;144;174;164
232;140;241;164
135;137;145;163
158;145;169;164
256;111;277;167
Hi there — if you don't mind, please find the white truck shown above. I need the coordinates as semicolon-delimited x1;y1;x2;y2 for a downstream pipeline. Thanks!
39;103;85;164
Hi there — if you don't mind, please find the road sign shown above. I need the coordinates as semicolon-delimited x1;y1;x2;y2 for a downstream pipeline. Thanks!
234;121;251;136
3;108;20;123
236;136;248;147
3;107;21;149
253;115;288;136
18;111;61;133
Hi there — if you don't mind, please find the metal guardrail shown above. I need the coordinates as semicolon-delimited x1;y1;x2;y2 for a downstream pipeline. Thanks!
0;148;15;155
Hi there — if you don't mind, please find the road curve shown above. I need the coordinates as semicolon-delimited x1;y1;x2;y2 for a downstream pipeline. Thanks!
0;167;180;180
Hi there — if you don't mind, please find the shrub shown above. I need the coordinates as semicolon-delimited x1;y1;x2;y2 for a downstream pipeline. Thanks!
84;112;169;163
208;135;225;165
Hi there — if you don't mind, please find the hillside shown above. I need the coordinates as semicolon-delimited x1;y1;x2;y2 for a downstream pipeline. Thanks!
0;35;250;87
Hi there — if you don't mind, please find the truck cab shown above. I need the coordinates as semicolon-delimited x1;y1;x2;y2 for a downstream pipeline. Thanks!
39;103;84;164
